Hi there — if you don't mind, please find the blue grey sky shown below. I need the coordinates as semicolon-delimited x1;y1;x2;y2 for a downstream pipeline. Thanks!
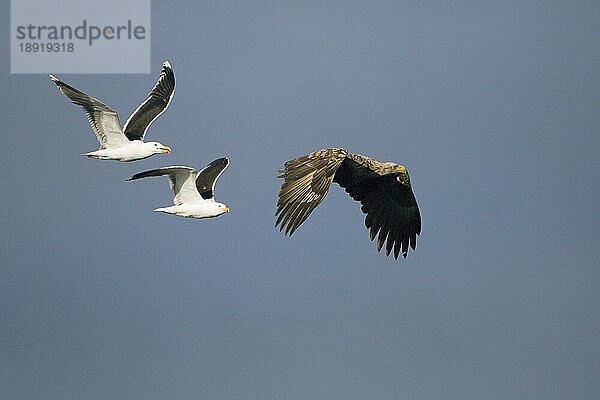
1;1;599;399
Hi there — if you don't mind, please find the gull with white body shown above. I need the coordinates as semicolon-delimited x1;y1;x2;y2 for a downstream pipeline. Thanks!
127;158;231;219
50;61;175;162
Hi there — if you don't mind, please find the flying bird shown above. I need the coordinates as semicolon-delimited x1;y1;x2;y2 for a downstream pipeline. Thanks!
50;61;175;161
276;148;421;259
127;158;230;219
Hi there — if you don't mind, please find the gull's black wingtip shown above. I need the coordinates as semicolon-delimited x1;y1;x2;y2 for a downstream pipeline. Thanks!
208;157;229;168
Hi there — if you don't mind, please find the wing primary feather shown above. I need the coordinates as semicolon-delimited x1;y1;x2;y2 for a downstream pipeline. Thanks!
276;182;314;221
393;214;406;259
385;208;400;257
410;230;417;251
287;202;316;236
376;208;392;252
275;200;298;228
365;198;385;241
281;201;310;235
284;205;306;235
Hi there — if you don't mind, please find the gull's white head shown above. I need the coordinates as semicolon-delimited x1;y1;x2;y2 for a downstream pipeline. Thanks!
212;202;230;216
146;141;171;155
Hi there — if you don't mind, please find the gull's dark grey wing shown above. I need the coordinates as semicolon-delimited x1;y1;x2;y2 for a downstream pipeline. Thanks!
50;75;128;149
195;158;229;200
127;166;200;205
123;61;175;141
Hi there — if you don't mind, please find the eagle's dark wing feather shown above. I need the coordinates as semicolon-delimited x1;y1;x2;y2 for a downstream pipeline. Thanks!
275;148;348;235
333;154;421;259
123;61;175;141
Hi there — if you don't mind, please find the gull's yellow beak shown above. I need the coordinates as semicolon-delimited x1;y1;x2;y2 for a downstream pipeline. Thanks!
224;207;230;213
160;145;172;154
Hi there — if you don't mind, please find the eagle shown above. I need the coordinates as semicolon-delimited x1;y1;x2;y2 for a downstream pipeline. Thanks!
276;148;421;259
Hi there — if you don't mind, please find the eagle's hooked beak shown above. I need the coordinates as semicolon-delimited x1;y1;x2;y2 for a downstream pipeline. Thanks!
160;145;172;154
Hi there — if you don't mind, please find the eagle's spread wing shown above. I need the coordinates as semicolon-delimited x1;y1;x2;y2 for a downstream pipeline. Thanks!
123;61;175;141
195;158;229;200
334;153;421;259
275;148;348;235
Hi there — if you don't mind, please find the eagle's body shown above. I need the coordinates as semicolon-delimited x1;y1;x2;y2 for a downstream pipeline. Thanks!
276;148;421;259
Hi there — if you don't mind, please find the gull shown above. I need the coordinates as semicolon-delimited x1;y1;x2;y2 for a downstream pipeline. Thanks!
50;61;175;161
127;158;231;219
